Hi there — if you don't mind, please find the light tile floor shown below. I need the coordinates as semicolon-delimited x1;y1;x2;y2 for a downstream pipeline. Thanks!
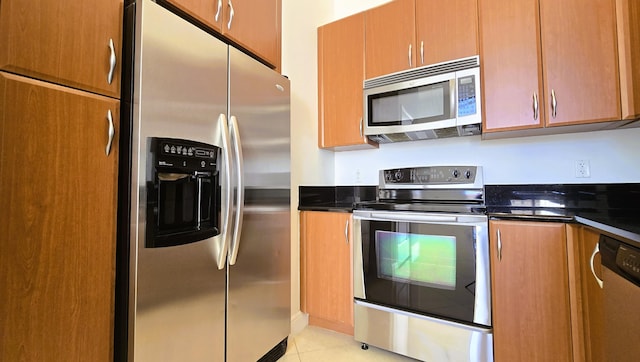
279;325;419;362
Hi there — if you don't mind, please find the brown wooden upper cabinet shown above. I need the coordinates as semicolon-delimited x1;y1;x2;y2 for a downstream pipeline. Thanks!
318;12;377;150
220;0;281;70
165;0;224;32
0;0;123;98
365;0;478;80
165;0;281;70
479;0;640;134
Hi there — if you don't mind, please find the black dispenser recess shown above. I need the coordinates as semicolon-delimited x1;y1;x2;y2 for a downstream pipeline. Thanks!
146;137;220;248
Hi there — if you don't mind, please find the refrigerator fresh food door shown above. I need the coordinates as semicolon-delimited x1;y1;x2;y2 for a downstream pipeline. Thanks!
226;46;291;361
130;1;229;360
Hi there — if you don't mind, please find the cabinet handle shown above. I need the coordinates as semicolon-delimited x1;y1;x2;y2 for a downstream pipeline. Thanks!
420;41;424;65
227;0;235;29
590;242;604;288
106;109;115;156
359;117;363;137
497;229;502;261
532;92;539;121
408;43;412;68
108;38;116;85
215;0;222;22
344;219;349;244
551;89;557;118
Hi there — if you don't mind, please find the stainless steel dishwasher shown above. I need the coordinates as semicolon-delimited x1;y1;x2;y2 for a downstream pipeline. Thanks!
592;234;640;362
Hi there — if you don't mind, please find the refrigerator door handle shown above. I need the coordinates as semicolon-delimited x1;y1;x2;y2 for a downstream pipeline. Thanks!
217;113;234;270
229;115;245;265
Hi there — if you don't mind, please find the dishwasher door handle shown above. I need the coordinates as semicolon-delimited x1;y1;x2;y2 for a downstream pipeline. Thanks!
590;242;604;288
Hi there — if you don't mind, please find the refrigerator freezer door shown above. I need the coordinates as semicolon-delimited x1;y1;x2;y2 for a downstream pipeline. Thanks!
130;1;228;360
226;47;291;361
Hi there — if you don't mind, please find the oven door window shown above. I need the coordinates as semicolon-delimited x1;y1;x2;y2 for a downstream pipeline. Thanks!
376;231;457;290
360;219;477;325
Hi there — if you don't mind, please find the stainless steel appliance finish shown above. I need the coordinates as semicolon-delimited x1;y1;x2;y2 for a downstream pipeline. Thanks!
119;1;290;360
354;301;493;362
592;235;640;362
353;166;492;361
363;56;481;143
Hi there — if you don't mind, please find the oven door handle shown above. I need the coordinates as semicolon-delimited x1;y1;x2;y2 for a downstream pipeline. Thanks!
368;212;458;223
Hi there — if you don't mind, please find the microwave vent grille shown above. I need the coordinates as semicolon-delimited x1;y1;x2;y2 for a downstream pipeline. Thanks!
364;56;480;89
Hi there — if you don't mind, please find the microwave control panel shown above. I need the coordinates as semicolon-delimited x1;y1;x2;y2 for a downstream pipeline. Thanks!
457;75;477;117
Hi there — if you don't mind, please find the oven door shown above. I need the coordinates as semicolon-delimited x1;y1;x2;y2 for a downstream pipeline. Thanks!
353;210;491;328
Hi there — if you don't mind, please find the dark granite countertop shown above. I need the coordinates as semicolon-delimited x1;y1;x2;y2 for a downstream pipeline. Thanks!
298;186;377;212
298;184;640;244
485;184;640;243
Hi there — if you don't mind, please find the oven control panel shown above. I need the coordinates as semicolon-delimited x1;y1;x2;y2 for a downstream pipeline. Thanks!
381;166;481;186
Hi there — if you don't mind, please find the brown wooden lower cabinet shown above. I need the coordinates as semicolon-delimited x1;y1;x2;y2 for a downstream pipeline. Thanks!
0;71;119;361
489;220;573;361
567;224;605;362
300;211;354;335
490;220;608;362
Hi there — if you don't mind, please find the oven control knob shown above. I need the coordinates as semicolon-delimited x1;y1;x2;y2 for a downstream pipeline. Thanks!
452;169;460;178
465;170;472;179
395;170;403;182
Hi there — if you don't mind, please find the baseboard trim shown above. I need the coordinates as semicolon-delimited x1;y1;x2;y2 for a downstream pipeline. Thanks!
291;311;308;335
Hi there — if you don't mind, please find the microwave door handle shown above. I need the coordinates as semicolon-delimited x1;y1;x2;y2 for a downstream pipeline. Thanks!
228;115;244;266
216;113;233;270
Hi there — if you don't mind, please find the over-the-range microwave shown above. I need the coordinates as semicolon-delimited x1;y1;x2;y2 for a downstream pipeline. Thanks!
364;56;481;143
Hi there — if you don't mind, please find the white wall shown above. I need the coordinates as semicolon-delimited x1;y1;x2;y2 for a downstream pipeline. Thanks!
281;0;394;334
335;127;640;185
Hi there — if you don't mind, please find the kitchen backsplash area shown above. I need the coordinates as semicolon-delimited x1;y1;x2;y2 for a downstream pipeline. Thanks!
334;127;640;185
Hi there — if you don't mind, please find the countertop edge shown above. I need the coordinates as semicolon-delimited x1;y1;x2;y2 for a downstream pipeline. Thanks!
575;216;640;245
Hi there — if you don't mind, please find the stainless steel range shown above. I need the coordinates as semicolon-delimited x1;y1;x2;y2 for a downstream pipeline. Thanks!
353;166;492;362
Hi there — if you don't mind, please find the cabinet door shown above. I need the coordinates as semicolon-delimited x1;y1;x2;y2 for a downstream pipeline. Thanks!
416;0;478;66
222;0;281;70
165;0;223;32
300;211;353;335
0;72;119;361
365;0;416;79
0;0;123;98
478;0;545;132
540;0;620;126
567;225;605;362
489;220;573;361
617;0;640;120
318;13;377;150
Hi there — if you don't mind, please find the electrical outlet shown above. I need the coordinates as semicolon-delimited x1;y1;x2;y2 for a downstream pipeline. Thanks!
575;160;591;178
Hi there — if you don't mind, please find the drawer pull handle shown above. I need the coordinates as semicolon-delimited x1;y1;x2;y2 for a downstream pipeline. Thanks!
106;109;115;156
590;243;603;288
227;0;235;29
551;89;558;118
497;229;502;261
344;219;349;244
108;39;116;85
215;0;222;21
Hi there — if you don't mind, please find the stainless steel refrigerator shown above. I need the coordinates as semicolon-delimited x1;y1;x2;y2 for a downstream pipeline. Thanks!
116;0;291;360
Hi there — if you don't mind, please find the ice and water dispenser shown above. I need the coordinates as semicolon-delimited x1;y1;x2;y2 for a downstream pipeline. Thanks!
146;137;220;248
